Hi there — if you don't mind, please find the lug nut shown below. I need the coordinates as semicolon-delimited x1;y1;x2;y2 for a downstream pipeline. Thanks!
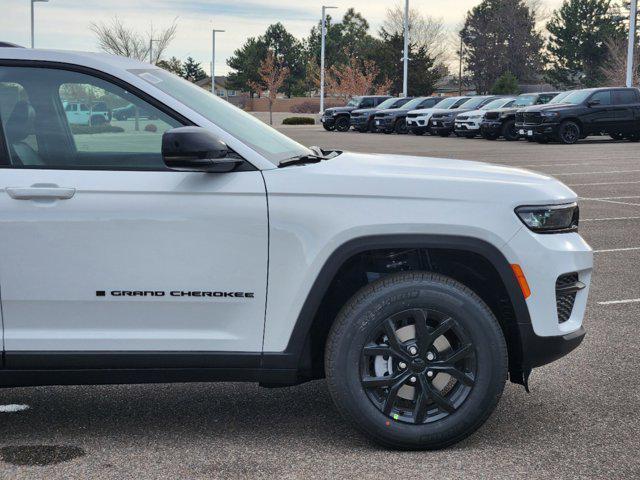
426;352;435;361
427;370;434;378
410;376;417;383
408;346;418;356
399;362;407;370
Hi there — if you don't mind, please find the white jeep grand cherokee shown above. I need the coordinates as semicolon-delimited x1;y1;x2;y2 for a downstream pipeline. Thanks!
0;46;592;450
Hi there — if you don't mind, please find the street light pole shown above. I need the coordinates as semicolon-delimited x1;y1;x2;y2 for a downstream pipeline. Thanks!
402;0;409;97
30;0;49;48
627;0;638;87
211;29;225;95
458;36;463;96
320;5;337;114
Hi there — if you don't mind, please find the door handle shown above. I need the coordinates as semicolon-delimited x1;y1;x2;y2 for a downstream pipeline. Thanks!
6;186;76;200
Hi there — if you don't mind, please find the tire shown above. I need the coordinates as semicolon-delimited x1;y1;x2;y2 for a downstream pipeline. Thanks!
501;120;519;141
90;115;106;127
536;137;550;144
325;271;508;450
557;120;581;144
335;116;350;132
610;132;624;140
366;119;376;133
438;131;450;137
322;124;335;132
411;127;427;136
394;119;408;135
627;132;640;142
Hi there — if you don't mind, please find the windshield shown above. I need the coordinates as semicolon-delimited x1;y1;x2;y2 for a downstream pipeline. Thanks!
560;90;592;105
481;98;512;110
375;97;400;109
514;95;536;107
548;91;573;104
401;97;429;110
432;97;459;109
132;69;311;165
346;97;361;107
460;96;491;109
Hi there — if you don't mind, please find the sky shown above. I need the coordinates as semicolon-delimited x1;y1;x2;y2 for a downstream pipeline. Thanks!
2;0;565;76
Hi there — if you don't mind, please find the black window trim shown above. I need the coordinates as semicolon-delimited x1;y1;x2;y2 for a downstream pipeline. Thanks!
0;59;255;173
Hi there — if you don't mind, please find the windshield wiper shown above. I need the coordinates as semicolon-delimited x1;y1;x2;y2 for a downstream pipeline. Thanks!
278;154;325;168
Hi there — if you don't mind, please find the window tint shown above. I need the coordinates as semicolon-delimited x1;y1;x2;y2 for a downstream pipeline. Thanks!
613;90;639;105
0;66;183;170
590;91;611;105
360;98;375;108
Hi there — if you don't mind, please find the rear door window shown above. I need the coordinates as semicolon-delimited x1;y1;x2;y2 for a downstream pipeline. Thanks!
613;90;639;105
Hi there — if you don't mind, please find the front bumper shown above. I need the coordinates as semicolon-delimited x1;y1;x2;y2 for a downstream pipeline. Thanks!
320;116;336;128
350;115;370;128
454;120;482;134
430;119;454;134
518;122;561;139
480;120;503;135
519;324;586;369
373;116;394;132
406;116;429;130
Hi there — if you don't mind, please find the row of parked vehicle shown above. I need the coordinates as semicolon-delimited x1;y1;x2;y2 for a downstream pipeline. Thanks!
320;87;640;144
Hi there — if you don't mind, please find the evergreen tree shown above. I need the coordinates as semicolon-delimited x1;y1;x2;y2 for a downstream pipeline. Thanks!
546;0;625;87
156;56;183;77
491;72;520;94
262;23;306;97
181;57;206;83
226;38;268;97
461;0;543;94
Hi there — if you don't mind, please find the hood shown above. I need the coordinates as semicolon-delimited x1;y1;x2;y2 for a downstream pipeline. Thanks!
375;108;403;116
268;151;576;207
525;103;575;113
408;107;455;115
323;106;354;115
457;109;486;118
351;107;380;115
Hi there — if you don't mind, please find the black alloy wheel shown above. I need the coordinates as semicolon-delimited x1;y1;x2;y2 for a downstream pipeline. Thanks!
335;116;351;132
557;120;581;145
322;124;335;131
502;120;519;141
610;132;625;140
627;132;640;142
360;308;476;425
394;119;408;134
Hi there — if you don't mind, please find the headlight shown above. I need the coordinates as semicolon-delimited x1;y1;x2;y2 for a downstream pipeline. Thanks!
540;111;560;119
515;203;579;233
467;115;481;119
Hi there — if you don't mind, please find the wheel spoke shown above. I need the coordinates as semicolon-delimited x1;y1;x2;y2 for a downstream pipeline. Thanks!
362;344;394;357
427;317;454;346
430;365;475;386
441;343;474;364
382;317;411;362
362;375;396;388
410;309;431;352
422;374;456;414
413;376;430;423
382;371;411;415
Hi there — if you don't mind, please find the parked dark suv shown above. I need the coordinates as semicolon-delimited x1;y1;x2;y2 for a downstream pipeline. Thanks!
521;87;640;144
479;92;559;141
350;97;412;133
373;97;443;134
321;96;391;132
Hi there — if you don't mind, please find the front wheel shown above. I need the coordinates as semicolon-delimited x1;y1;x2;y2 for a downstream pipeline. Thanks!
610;132;625;140
557;120;581;144
394;119;408;134
325;272;508;450
335;116;351;132
502;120;519;141
322;124;335;132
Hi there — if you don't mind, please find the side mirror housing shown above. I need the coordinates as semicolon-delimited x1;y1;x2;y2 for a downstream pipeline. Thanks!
162;126;241;173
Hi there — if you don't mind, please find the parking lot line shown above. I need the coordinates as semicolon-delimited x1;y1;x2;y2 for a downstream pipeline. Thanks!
597;298;640;305
568;180;640;186
593;247;640;253
581;216;640;222
553;169;640;176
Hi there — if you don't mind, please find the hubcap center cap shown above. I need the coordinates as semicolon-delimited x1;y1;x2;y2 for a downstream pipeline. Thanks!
410;358;426;373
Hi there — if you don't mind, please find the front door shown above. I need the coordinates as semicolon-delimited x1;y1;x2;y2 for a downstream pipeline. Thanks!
0;65;268;362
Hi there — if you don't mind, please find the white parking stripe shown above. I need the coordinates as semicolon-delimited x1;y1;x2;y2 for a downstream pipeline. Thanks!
579;197;640;207
0;404;29;413
554;169;640;176
598;298;640;305
568;180;640;186
582;216;640;222
594;247;640;253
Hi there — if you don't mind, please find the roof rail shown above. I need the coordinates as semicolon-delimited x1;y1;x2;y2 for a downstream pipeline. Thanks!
0;42;24;48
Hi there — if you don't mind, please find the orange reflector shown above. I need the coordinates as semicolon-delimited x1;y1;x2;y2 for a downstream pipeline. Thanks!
511;264;531;299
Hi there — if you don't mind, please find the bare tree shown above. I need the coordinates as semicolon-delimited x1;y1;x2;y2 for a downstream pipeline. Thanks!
249;50;289;125
326;52;392;99
90;17;177;64
601;36;639;86
382;3;449;64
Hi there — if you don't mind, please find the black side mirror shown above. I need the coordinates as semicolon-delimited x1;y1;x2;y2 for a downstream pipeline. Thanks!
162;126;241;173
587;99;601;107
